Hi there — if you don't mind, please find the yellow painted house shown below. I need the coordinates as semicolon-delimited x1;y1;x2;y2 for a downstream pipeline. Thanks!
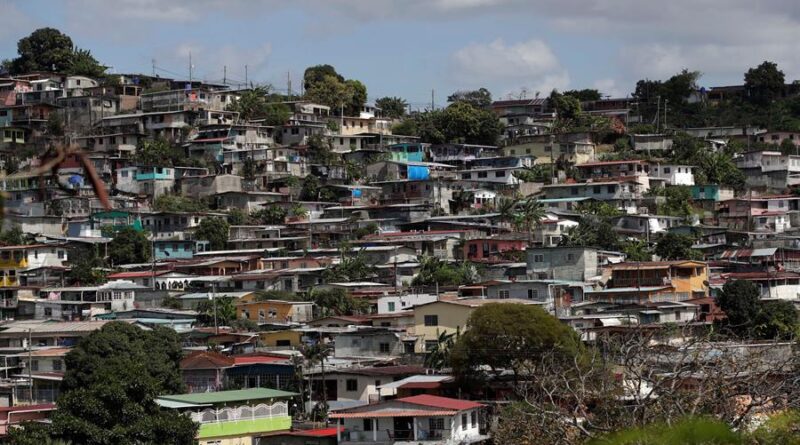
235;296;314;324
258;330;303;348
587;261;709;304
411;298;541;353
0;244;68;287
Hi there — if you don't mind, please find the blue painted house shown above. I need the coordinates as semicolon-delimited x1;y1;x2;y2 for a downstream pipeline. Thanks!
154;239;197;260
388;142;427;163
691;185;734;201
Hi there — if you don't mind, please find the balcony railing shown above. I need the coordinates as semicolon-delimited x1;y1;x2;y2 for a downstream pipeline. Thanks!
189;402;288;424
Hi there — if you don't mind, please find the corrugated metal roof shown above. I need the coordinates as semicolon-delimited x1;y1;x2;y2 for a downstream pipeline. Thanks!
330;410;458;419
158;388;297;405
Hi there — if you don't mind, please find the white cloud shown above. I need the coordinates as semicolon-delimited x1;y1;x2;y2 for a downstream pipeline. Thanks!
592;78;623;98
450;38;569;96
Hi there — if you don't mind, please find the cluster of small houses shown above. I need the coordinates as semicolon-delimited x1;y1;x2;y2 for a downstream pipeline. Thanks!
0;71;798;444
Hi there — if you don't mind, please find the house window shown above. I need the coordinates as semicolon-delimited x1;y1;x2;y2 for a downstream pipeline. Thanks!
663;167;671;174
424;315;438;326
495;171;505;177
379;343;390;353
462;413;468;430
346;379;358;391
53;359;62;371
44;308;52;317
471;411;477;427
533;254;544;263
387;302;396;312
593;186;601;194
429;418;445;431
528;289;537;299
425;340;438;352
567;253;575;261
478;171;488;178
363;419;373;431
498;290;510;299
30;360;38;371
461;173;470;180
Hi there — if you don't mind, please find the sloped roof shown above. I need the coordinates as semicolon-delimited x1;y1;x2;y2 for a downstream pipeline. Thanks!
398;394;483;410
180;350;234;370
159;388;297;405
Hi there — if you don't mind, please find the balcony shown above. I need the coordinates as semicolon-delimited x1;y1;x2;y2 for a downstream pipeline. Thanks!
190;402;291;439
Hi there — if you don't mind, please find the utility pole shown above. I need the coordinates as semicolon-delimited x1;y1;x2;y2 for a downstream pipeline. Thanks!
287;71;292;100
431;89;435;111
664;99;668;130
151;58;156;77
223;65;227;85
27;328;32;403
655;96;661;132
245;65;248;88
151;237;156;291
212;281;219;335
189;52;193;84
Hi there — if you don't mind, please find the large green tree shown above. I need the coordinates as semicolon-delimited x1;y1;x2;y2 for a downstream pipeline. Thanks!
744;61;785;105
375;96;408;118
447;88;492;108
303;64;344;91
8;28;105;76
654;232;702;260
10;322;196;444
194;217;229;251
450;303;585;378
108;227;151;265
716;280;798;339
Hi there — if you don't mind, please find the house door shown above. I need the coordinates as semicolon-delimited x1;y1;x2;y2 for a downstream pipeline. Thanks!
393;417;413;440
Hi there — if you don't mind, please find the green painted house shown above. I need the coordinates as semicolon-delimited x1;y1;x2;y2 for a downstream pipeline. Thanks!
157;388;297;445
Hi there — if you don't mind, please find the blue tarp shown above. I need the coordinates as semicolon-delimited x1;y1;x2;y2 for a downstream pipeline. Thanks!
352;188;363;198
408;165;430;180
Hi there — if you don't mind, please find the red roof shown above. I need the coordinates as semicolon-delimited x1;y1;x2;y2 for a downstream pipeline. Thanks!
289;427;344;437
331;410;458;419
181;351;234;370
398;394;483;411
0;403;55;413
232;354;286;365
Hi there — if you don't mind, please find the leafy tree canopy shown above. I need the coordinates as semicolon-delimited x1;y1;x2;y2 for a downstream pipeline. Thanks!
744;61;785;105
311;288;369;316
9;322;196;445
563;88;602;102
303;65;367;115
716;280;799;339
654;232;702;260
227;86;291;125
447;88;492;108
8;28;105;77
153;194;209;213
194;217;229;251
375;96;408;119
451;303;585;377
108;226;151;265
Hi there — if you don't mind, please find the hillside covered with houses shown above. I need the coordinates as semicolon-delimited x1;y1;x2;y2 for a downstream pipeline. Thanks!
0;27;798;445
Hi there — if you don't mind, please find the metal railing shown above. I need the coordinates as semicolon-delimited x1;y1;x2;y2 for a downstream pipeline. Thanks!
189;402;288;424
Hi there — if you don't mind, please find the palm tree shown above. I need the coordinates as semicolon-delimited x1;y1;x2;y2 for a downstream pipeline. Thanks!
301;343;332;422
496;197;519;229
425;329;459;371
520;197;547;244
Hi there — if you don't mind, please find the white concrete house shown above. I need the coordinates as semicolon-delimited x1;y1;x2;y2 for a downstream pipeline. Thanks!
331;395;487;444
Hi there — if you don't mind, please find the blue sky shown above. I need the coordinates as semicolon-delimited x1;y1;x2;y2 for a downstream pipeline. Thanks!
3;0;800;108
